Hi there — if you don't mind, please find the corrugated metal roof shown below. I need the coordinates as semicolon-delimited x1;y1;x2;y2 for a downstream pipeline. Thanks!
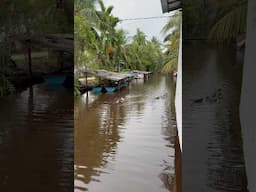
161;0;181;13
94;70;130;81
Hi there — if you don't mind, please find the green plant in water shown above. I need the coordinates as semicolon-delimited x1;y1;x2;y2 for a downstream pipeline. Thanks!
0;74;15;96
74;77;81;96
0;47;16;96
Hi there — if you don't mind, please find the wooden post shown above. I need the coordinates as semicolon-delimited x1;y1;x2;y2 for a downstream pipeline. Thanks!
27;39;32;78
86;91;89;109
85;72;88;90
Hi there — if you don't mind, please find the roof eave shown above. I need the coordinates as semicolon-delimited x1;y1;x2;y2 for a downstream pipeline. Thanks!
161;0;181;13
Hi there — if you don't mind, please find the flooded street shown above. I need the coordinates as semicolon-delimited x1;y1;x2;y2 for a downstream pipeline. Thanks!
75;75;177;192
0;83;73;192
183;42;247;191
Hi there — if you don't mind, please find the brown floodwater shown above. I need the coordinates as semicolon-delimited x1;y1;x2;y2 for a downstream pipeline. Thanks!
183;41;247;191
75;75;177;192
0;83;73;192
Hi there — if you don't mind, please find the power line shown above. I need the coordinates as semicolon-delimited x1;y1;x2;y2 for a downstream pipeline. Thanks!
119;16;172;22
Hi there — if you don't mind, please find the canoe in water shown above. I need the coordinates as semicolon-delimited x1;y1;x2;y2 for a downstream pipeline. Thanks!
106;87;117;93
92;87;102;94
45;76;66;84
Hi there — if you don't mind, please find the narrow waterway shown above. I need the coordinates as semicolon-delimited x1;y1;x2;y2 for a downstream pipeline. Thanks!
75;75;177;192
0;83;73;192
183;41;247;191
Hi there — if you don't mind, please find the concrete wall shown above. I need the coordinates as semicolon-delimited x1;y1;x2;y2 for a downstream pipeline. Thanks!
240;1;256;191
175;24;182;150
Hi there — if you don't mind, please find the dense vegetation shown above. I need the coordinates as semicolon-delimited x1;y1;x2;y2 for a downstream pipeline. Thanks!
0;0;72;96
75;0;166;73
161;12;181;73
183;0;247;42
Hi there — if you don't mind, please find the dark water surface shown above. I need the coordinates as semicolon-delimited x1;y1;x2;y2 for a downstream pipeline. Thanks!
75;75;177;192
183;42;247;191
0;83;73;192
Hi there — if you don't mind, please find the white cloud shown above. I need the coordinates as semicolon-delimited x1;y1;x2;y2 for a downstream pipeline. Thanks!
102;0;174;42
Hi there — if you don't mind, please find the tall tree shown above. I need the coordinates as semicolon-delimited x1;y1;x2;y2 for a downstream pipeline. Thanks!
161;11;181;73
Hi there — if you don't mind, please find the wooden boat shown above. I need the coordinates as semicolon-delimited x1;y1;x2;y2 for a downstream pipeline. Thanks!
105;81;128;93
134;73;144;79
106;87;117;93
92;81;128;94
45;75;66;84
92;87;102;94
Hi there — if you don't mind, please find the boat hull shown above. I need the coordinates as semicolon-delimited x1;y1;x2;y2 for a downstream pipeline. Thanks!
45;76;66;84
106;87;117;93
134;74;144;79
92;87;102;94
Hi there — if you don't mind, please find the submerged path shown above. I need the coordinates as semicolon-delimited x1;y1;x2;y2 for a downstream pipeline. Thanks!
75;75;177;192
183;42;247;191
0;83;74;191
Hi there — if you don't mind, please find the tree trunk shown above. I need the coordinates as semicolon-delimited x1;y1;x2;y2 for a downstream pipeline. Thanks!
240;1;256;191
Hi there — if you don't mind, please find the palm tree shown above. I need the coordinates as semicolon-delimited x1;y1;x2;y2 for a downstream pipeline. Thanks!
208;0;247;42
161;11;181;73
95;0;120;68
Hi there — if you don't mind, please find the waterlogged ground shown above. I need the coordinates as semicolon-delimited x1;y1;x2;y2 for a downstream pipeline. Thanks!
0;83;73;192
75;75;177;192
183;42;247;191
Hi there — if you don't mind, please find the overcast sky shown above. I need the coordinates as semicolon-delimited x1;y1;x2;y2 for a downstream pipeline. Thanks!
100;0;174;43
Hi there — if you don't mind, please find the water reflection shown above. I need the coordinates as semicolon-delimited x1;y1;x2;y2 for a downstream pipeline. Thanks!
75;75;177;192
0;83;73;192
183;41;247;191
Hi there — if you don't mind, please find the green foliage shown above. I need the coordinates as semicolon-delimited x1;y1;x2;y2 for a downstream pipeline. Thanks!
0;49;15;96
0;0;72;36
0;1;72;96
161;11;181;74
74;0;163;73
124;30;162;71
74;77;81;96
0;74;15;97
183;0;248;42
209;1;247;42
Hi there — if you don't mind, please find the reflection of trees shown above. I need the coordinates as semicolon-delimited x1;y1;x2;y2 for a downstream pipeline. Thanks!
74;75;178;191
162;76;177;145
0;85;74;192
206;45;246;191
128;75;163;115
74;90;129;189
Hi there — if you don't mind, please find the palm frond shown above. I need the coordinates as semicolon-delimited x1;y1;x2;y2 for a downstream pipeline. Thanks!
106;6;114;15
209;2;247;42
98;0;106;12
161;58;177;74
161;11;181;35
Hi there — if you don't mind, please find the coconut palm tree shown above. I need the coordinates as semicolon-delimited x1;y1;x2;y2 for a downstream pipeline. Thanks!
94;0;120;68
161;11;181;73
209;0;248;42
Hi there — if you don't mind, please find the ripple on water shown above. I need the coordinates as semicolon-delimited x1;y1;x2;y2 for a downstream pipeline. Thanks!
183;43;247;191
0;84;74;192
75;75;177;192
